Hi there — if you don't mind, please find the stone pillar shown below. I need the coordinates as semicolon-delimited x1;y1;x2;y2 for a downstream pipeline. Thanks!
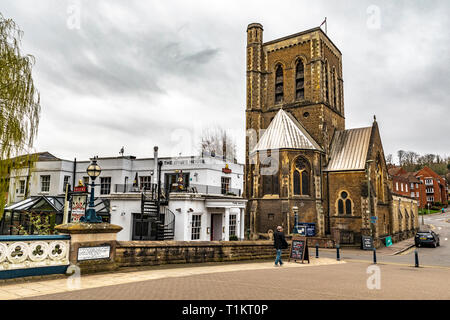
55;223;123;274
224;208;230;241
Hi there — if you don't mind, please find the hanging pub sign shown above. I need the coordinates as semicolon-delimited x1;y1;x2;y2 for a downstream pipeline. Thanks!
73;185;87;193
222;164;232;174
71;193;87;222
288;234;310;264
70;180;88;223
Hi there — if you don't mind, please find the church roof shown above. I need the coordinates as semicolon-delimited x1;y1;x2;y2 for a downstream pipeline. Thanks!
251;109;323;154
325;127;372;171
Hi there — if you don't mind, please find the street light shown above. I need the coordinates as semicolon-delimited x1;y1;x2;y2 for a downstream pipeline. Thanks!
80;156;103;223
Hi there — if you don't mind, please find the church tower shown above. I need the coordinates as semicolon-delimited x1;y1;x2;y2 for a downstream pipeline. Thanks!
245;23;346;238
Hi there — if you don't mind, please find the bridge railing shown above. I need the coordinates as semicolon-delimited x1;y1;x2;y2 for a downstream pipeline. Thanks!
0;235;71;279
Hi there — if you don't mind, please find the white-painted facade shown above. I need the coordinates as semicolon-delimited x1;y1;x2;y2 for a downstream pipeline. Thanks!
6;151;246;242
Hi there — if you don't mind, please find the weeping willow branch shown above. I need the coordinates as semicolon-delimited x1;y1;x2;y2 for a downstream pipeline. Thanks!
0;14;41;219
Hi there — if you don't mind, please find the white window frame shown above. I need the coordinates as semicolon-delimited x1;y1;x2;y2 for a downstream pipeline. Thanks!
100;177;111;195
63;175;70;192
229;214;237;237
40;175;50;193
396;182;399;191
19;180;25;194
221;177;231;195
191;214;202;240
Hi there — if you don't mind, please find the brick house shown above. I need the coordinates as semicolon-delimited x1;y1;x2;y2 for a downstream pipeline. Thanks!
414;166;448;209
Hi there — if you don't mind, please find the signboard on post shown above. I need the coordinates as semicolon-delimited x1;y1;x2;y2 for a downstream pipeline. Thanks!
288;235;310;264
362;236;374;250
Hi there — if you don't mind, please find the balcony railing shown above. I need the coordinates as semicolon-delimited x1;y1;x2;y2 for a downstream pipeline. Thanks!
426;189;434;194
169;184;241;197
114;183;157;194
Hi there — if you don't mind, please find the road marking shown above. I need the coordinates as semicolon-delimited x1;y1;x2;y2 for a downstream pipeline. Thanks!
346;259;450;270
438;227;442;230
445;238;448;241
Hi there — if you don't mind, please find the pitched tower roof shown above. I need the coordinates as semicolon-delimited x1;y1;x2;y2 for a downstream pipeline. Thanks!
251;109;322;154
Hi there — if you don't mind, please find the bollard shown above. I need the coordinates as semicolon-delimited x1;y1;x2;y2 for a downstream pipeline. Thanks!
315;243;319;258
336;245;340;261
415;250;419;267
373;247;377;264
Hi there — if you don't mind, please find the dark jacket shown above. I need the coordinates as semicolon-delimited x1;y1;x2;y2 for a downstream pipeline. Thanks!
273;231;288;250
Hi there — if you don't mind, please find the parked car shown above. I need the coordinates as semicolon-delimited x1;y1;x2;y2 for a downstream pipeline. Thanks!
415;230;440;248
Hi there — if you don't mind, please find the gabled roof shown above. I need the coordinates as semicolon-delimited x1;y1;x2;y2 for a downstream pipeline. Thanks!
388;167;405;176
325;127;372;171
251;109;322;154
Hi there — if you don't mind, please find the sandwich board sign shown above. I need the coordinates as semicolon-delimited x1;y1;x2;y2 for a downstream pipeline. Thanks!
288;235;310;264
385;236;393;247
362;236;374;250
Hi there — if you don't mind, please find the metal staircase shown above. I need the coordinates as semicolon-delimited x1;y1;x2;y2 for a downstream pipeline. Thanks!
141;190;175;240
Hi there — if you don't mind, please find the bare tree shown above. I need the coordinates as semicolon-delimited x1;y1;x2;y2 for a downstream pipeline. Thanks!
199;127;237;162
385;154;393;166
397;150;405;166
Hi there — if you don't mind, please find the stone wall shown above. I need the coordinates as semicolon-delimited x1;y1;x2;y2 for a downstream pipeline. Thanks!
116;239;335;268
116;241;284;267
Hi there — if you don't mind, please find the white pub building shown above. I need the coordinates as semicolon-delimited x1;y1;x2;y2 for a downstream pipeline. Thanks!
2;148;246;242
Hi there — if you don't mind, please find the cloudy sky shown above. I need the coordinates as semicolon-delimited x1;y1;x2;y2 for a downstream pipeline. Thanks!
2;0;449;163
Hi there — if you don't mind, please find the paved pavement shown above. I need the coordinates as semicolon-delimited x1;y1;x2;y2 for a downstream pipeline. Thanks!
19;260;450;300
1;210;448;301
0;257;343;300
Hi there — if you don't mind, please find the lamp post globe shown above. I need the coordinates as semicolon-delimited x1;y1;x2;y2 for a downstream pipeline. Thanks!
80;157;103;223
86;159;101;181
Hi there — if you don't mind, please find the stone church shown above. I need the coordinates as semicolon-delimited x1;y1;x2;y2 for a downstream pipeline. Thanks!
244;23;418;247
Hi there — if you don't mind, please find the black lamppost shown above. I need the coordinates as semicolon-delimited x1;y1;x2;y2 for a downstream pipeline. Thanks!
80;156;103;223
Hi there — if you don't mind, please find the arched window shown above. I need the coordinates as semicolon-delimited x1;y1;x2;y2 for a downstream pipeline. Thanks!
293;157;310;196
376;159;384;202
337;191;352;215
295;60;305;100
275;65;284;104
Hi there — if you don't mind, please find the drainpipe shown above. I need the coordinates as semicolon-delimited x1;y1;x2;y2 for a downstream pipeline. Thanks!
72;158;77;190
326;171;330;235
153;146;159;185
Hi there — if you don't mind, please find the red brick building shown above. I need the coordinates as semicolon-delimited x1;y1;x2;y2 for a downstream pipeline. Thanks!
415;166;448;209
388;167;421;200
